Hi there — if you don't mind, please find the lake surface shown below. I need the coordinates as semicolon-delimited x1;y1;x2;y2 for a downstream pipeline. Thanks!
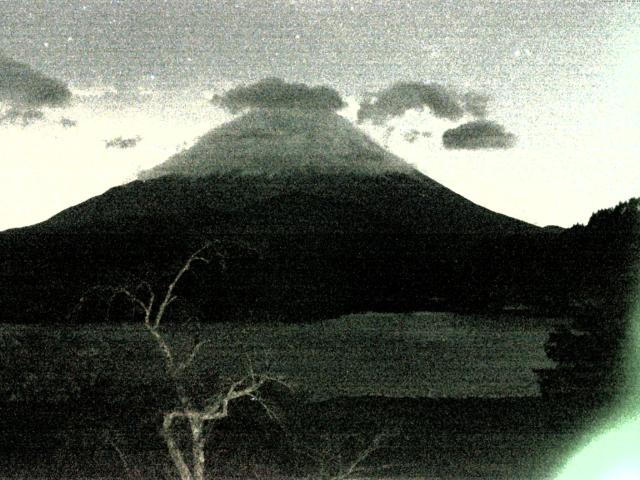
2;312;566;401
223;311;566;399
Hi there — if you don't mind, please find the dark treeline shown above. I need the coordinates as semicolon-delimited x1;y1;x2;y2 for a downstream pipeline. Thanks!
1;195;636;328
536;198;639;403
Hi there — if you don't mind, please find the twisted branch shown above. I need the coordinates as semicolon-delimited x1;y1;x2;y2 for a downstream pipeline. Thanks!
79;242;288;480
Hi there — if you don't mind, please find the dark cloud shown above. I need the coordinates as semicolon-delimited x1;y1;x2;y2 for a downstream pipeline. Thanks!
404;129;432;143
462;92;490;118
0;54;71;107
60;117;77;128
0;108;45;126
442;120;516;150
211;78;346;113
105;135;142;149
357;82;465;124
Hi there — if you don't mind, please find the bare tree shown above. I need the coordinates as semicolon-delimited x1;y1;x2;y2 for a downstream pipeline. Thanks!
106;242;287;480
291;432;391;480
74;243;397;479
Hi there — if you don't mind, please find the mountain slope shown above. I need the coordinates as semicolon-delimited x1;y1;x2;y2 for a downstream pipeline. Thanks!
38;108;534;235
38;171;534;235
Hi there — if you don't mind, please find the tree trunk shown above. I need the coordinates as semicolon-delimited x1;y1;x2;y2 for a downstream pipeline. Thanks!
191;415;207;480
163;413;194;480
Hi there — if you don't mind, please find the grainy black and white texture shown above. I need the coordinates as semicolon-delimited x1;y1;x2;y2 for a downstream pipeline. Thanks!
1;1;639;479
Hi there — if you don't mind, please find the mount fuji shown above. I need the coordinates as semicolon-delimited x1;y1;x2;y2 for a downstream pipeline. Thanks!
1;107;542;323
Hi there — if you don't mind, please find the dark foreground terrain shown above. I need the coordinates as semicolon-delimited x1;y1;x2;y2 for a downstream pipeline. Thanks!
0;392;611;479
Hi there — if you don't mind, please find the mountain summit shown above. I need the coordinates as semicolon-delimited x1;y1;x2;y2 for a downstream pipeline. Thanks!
140;108;414;179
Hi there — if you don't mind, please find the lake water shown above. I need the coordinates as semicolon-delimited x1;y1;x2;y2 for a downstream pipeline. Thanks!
1;312;566;401
225;311;566;399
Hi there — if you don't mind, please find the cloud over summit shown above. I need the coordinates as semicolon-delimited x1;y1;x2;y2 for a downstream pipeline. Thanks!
211;78;346;113
442;120;516;150
0;55;71;108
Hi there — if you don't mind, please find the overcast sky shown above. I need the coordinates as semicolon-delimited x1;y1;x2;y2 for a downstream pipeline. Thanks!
1;0;639;229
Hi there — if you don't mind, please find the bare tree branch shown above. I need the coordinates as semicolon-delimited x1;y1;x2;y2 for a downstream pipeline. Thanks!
105;432;144;480
153;242;212;329
336;433;385;480
291;432;392;480
177;340;211;372
111;287;152;321
80;242;288;480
